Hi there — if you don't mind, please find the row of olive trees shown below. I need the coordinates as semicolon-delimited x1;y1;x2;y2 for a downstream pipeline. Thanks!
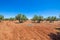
31;15;58;23
31;15;44;23
0;14;60;23
46;16;57;23
0;14;28;23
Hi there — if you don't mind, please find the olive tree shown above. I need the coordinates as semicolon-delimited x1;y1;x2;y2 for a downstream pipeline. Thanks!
0;15;4;22
9;17;15;21
15;14;28;23
46;16;51;21
51;16;56;20
37;16;44;23
31;15;38;23
22;15;28;21
46;16;57;23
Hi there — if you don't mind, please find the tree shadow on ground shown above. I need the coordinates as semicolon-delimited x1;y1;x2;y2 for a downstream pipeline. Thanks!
48;32;60;40
14;22;23;24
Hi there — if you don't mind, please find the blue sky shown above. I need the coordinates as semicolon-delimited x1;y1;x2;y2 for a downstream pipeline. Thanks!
0;0;60;18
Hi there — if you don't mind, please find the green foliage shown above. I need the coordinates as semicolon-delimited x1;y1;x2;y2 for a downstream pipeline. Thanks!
4;18;10;20
31;15;44;23
51;16;57;21
21;15;28;21
9;17;15;21
46;16;57;23
15;14;22;20
0;14;59;23
15;14;28;23
0;15;4;22
56;18;60;21
46;16;51;21
38;16;44;21
37;16;44;23
31;15;38;22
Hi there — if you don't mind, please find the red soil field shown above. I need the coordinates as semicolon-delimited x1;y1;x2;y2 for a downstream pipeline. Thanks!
0;20;60;40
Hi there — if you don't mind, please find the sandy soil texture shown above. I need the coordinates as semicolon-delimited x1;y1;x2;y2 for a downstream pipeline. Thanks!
0;21;60;40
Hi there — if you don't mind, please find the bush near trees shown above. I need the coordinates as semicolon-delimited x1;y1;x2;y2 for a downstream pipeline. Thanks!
0;15;4;22
15;14;28;23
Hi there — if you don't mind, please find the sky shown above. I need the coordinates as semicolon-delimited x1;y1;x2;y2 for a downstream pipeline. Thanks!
0;0;60;19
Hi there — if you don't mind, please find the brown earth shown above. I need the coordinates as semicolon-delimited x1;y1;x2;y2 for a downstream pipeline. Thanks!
0;20;60;40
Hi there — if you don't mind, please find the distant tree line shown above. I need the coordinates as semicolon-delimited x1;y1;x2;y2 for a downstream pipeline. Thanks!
0;14;60;23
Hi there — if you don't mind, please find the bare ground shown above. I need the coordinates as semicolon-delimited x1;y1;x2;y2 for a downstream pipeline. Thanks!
0;20;60;40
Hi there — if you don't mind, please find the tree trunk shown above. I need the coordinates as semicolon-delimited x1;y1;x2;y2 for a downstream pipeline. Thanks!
32;20;35;23
0;20;1;22
34;20;35;23
37;20;40;23
50;21;54;23
19;20;23;23
50;20;54;23
19;20;20;23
